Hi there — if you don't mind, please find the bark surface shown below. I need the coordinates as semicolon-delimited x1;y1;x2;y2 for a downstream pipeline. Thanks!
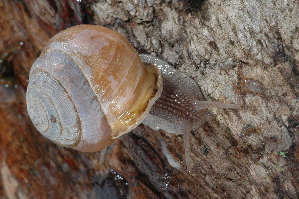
0;0;298;198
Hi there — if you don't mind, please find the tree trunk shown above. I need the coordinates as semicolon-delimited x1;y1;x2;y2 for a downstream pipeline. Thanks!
0;0;298;198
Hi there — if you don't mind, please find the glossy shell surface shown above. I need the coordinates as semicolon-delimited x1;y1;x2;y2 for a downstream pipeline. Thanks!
26;25;162;152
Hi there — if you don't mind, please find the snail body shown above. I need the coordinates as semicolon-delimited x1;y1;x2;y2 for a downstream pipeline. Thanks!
139;54;239;170
141;54;239;134
26;25;239;169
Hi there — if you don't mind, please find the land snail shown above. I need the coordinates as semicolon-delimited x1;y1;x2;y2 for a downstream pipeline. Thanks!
26;24;240;170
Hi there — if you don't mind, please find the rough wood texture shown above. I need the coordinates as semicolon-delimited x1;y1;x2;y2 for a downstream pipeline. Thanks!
0;0;298;198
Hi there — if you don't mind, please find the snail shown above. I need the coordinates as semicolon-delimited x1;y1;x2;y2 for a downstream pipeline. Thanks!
26;24;240;170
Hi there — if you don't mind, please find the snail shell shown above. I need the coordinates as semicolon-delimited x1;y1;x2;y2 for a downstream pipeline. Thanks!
26;25;162;152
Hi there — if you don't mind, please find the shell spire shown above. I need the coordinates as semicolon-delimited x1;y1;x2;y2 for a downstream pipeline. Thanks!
26;25;162;152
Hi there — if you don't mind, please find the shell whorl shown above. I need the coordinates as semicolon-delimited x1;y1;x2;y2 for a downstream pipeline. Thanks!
26;51;113;152
26;25;162;152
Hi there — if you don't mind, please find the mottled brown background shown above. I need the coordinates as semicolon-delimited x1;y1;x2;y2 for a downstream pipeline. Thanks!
0;0;298;198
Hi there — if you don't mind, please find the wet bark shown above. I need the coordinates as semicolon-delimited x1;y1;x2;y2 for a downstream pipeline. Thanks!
0;0;298;198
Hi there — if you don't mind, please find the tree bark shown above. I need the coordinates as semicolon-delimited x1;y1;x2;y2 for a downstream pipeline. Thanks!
0;0;298;198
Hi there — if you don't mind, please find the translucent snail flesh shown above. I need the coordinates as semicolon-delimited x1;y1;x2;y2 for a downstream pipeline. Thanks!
26;25;239;169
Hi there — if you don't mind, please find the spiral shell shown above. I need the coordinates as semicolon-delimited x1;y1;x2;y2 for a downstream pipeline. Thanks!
26;25;162;152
